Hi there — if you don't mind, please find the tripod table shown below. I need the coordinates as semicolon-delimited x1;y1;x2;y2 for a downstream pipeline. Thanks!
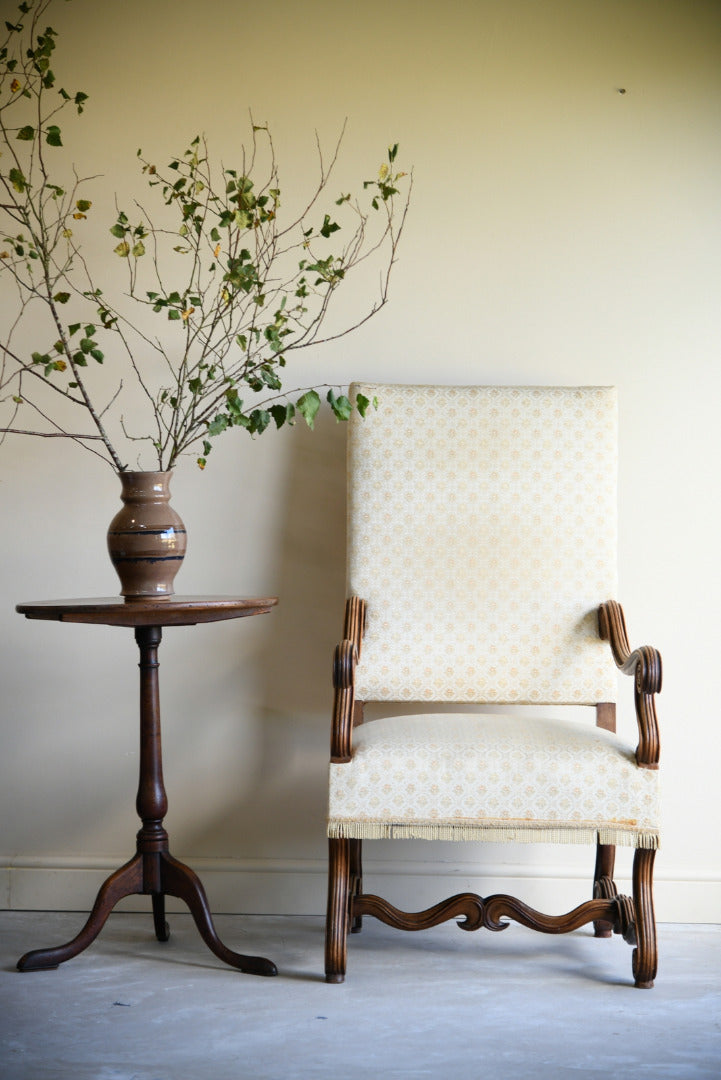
15;595;278;977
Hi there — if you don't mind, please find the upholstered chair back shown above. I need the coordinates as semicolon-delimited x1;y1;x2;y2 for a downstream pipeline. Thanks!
347;384;618;705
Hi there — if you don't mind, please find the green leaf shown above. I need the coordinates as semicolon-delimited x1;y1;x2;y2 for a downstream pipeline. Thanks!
52;291;70;304
225;388;244;418
76;199;92;213
45;125;62;147
90;349;104;363
296;390;320;429
109;223;126;239
207;414;229;437
16;125;34;141
320;214;340;239
355;392;371;418
168;308;181;320
250;409;271;434
68;323;81;336
8;167;26;193
270;403;295;429
327;389;353;422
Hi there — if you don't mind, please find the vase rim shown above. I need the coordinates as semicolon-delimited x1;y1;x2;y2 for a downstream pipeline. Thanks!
118;469;172;478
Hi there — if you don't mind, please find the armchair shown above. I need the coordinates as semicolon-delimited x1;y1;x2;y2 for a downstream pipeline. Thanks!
325;384;661;988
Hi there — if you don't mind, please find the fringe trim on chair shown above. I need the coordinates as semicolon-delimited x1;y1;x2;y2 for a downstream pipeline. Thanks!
327;820;659;849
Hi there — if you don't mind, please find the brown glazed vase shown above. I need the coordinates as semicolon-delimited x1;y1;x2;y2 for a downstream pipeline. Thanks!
107;471;187;600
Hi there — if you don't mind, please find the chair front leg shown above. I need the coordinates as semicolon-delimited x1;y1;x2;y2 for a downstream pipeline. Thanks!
325;837;352;983
632;847;657;988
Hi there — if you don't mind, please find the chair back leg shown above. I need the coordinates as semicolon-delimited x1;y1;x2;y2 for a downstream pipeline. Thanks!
350;839;364;933
593;842;617;938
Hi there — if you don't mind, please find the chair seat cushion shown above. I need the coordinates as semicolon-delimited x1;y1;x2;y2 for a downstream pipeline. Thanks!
328;713;659;848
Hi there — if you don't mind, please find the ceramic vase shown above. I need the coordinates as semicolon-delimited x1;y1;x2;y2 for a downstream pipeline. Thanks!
107;471;187;600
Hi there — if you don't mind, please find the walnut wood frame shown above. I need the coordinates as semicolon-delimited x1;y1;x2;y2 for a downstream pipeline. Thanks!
326;597;660;989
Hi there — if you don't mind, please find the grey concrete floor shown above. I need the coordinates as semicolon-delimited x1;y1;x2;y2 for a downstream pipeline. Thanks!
1;912;719;1080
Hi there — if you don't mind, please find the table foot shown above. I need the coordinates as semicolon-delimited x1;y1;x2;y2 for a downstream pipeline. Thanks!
17;854;143;972
152;893;170;942
159;852;277;976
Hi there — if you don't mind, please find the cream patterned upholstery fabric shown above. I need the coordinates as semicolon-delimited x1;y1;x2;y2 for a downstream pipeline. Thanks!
328;713;659;848
328;385;660;850
347;384;618;704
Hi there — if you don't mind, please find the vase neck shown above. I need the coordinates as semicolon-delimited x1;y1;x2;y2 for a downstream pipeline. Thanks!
118;470;173;503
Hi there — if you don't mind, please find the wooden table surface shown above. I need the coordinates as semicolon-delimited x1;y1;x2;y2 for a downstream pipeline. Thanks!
16;595;278;627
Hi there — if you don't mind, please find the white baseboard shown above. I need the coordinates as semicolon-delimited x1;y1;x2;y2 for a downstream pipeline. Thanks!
2;856;719;923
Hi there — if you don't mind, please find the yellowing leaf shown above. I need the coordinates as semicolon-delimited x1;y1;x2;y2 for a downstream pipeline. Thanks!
214;242;221;258
0;251;9;259
114;240;130;257
10;78;21;93
378;163;389;180
72;212;87;220
181;306;195;321
54;360;67;372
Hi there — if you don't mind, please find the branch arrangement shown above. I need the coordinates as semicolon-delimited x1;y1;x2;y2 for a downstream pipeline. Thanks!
0;0;410;472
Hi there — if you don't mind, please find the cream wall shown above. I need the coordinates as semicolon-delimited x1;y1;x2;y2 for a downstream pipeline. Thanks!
1;0;719;922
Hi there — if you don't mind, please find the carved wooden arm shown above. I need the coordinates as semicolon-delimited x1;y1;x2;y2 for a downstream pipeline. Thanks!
330;597;367;764
598;600;661;769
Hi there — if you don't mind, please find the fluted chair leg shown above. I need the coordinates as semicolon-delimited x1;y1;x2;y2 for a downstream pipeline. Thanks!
325;837;351;983
632;847;657;988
